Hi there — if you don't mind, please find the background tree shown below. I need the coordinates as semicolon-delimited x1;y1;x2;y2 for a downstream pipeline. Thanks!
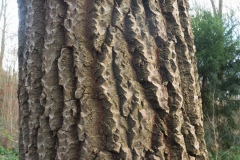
209;0;223;18
0;0;19;152
18;0;208;159
0;0;7;108
191;7;240;160
0;0;7;71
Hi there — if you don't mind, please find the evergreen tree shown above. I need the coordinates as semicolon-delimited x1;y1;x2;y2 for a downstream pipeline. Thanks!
192;10;240;158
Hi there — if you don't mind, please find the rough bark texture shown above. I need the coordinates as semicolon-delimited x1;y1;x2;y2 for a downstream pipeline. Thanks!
18;0;208;159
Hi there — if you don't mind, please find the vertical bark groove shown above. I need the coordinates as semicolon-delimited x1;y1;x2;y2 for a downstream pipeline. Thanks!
177;0;208;158
18;0;27;158
18;0;46;159
18;0;209;159
38;0;66;159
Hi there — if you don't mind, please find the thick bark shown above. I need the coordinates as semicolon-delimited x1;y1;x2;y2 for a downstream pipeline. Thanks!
18;0;208;159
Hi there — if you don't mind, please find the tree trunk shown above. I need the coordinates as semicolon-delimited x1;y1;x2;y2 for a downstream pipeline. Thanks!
0;0;7;124
218;0;223;18
209;0;223;18
210;0;217;16
0;0;7;71
18;0;208;159
0;0;4;22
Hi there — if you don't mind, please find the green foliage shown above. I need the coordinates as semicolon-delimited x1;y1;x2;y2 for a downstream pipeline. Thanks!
192;11;226;77
0;123;18;151
0;146;18;160
209;146;240;160
191;9;240;156
192;11;240;104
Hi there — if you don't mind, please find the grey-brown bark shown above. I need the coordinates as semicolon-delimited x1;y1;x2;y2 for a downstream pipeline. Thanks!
18;0;208;159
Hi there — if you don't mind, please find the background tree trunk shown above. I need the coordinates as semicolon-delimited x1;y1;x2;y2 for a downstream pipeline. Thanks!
210;0;217;16
209;0;223;18
0;0;7;72
0;0;4;22
218;0;223;18
18;0;208;159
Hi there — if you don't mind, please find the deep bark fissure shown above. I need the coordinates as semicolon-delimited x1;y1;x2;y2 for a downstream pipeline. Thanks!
140;2;173;158
38;0;67;159
130;1;161;116
18;0;28;158
141;0;188;158
57;46;80;159
177;0;208;158
118;1;169;159
92;0;127;156
24;0;46;159
110;2;147;158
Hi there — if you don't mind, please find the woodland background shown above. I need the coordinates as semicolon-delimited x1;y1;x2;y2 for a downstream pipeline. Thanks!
0;0;239;159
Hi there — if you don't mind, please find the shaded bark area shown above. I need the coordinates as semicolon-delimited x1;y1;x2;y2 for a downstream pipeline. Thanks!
18;0;208;159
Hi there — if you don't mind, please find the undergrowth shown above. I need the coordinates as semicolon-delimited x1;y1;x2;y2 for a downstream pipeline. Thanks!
209;146;240;160
0;146;18;160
